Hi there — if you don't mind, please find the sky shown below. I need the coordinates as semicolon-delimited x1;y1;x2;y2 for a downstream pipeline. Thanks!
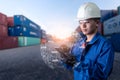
0;0;120;39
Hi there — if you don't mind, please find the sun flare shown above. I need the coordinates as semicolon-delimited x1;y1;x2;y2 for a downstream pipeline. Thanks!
50;28;71;40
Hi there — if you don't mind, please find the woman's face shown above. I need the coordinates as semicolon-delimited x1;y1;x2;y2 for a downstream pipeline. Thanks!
79;19;98;35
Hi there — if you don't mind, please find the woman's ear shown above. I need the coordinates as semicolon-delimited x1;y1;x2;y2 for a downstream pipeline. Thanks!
96;20;100;27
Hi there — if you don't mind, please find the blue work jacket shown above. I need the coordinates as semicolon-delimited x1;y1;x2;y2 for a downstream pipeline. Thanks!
70;32;114;80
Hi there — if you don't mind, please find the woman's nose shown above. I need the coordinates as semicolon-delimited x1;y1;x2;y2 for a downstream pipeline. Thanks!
80;23;86;28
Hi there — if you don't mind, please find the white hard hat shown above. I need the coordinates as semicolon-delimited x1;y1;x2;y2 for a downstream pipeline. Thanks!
77;2;101;21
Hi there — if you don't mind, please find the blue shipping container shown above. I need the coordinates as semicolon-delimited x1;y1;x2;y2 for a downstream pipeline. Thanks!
100;10;117;23
111;33;120;52
14;26;29;36
41;29;47;39
117;6;120;15
14;15;41;31
8;26;41;38
8;27;15;36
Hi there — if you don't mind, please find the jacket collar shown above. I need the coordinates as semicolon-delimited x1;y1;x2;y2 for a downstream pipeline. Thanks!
84;32;100;45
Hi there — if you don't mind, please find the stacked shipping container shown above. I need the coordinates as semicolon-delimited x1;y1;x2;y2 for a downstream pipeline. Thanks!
103;15;120;36
8;15;41;38
41;29;47;44
0;13;7;26
0;37;18;50
0;13;8;37
100;10;117;23
0;13;42;50
18;37;40;47
8;15;41;47
7;17;14;26
118;6;120;15
110;33;120;52
102;7;120;52
99;10;118;35
0;13;18;50
8;26;41;38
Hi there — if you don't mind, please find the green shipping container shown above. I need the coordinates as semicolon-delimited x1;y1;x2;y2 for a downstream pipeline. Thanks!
18;36;40;47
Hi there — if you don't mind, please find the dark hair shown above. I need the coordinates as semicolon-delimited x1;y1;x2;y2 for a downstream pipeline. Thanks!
91;18;100;21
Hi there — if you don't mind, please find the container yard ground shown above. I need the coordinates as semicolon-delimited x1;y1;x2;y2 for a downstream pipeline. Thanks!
108;52;120;80
0;45;119;80
0;45;73;80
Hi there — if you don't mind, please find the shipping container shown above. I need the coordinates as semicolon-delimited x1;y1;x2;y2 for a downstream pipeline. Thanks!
111;33;120;52
8;27;15;36
100;10;117;23
98;23;103;35
29;30;41;38
14;26;29;36
0;38;3;49
103;15;120;36
0;13;7;26
8;26;29;36
8;26;41;38
18;36;40;47
41;38;47;44
0;25;8;37
7;17;14;26
0;37;18;50
14;15;41;31
117;6;120;15
41;29;47;39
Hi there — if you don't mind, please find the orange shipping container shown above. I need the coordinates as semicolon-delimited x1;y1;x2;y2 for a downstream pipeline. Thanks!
0;25;8;37
7;17;14;26
41;38;47;44
0;13;7;26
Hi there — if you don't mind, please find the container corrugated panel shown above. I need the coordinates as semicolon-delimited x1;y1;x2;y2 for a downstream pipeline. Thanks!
0;25;8;37
98;23;103;35
41;29;47;39
14;26;29;36
15;26;41;38
7;17;14;26
14;15;41;31
0;13;7;26
8;27;15;36
8;26;41;38
117;6;120;15
111;33;120;52
8;26;29;37
0;38;3;49
100;10;117;23
0;37;18;50
103;15;120;36
27;26;41;38
18;36;40;47
29;31;41;38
